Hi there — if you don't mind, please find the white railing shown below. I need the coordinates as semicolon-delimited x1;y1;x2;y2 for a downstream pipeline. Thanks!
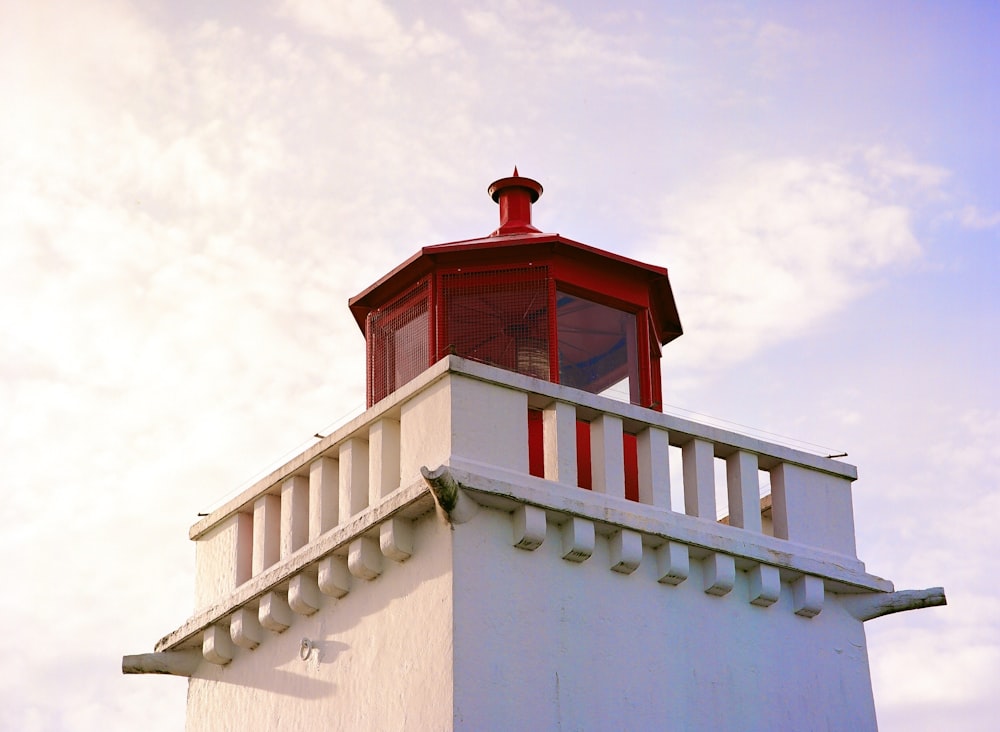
527;397;859;557
170;355;878;663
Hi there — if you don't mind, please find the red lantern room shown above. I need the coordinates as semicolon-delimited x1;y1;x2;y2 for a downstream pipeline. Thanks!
348;170;683;412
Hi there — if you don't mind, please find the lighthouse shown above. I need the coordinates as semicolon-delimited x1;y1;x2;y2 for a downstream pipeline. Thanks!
124;172;945;731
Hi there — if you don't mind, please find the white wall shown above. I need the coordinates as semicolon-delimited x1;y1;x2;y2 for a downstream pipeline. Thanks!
185;512;453;732
452;507;878;732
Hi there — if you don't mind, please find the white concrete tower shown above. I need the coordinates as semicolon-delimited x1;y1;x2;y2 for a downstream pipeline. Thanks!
124;173;945;731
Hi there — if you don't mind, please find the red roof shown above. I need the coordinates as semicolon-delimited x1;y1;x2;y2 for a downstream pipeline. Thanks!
348;230;682;347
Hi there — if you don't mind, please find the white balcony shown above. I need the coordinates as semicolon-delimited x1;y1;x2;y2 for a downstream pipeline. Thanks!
155;355;893;665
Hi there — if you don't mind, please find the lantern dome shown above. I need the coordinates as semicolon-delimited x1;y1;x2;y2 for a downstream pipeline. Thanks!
348;171;682;409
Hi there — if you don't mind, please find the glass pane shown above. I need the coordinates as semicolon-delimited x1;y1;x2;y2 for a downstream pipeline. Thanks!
556;292;639;404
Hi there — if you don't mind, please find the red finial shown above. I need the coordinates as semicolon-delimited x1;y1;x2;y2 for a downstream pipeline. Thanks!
487;171;543;236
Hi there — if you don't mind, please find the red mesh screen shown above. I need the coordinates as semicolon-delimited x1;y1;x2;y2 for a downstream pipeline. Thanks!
440;267;551;380
366;278;430;406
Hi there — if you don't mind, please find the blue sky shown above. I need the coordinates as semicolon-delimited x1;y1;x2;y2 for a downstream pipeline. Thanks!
1;1;997;729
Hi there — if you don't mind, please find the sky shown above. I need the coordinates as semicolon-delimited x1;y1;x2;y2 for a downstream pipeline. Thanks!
1;0;997;729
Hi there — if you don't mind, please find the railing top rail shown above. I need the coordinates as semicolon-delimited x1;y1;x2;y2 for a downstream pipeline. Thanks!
454;357;857;479
189;357;456;539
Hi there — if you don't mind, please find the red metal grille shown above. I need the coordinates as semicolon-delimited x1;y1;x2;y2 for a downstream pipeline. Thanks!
440;267;551;380
366;278;430;406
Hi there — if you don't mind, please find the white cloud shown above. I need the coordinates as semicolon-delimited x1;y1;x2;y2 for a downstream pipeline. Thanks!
862;146;951;193
956;204;1000;230
752;21;803;78
462;1;660;86
280;0;401;44
278;0;457;59
644;152;930;374
871;609;999;706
